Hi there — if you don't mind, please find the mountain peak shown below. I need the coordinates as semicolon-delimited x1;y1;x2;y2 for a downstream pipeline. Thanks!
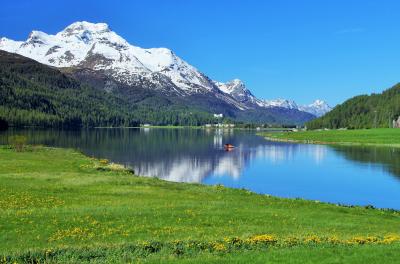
27;30;50;40
215;79;245;94
230;78;243;84
63;21;110;33
263;98;298;109
299;100;332;117
311;99;326;106
226;79;246;90
58;21;111;39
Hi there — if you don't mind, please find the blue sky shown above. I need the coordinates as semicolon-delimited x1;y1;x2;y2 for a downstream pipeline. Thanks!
1;0;400;105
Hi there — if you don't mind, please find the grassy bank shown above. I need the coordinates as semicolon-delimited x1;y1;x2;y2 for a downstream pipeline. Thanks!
262;128;400;147
1;146;400;263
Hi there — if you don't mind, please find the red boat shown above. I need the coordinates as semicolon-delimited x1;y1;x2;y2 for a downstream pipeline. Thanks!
224;144;235;151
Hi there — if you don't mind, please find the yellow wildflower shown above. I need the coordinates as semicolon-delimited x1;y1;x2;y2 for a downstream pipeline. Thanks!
304;235;321;243
213;242;226;251
246;234;277;244
382;234;400;244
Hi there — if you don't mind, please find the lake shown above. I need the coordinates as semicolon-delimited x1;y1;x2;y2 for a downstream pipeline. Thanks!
2;128;400;210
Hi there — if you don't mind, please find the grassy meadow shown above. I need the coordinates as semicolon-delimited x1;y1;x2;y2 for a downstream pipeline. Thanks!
1;145;400;263
262;128;400;147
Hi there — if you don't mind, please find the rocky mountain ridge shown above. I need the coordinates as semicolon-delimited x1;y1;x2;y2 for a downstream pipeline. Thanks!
0;21;331;122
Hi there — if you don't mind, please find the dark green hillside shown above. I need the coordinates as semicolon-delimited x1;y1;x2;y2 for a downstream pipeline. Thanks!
0;51;215;128
307;83;400;129
0;51;132;128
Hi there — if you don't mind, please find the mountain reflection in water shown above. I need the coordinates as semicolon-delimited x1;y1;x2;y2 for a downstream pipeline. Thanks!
1;128;400;209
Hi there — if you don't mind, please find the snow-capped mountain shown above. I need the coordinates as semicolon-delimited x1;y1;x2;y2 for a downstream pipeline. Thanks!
0;21;331;121
0;21;219;96
213;79;262;106
214;79;331;116
260;98;331;117
299;100;332;117
262;99;299;109
214;79;253;102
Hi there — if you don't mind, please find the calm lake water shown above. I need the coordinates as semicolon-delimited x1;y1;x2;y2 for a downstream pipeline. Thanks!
2;128;400;209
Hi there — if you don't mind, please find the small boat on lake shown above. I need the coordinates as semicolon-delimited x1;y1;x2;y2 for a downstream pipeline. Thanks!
224;144;235;151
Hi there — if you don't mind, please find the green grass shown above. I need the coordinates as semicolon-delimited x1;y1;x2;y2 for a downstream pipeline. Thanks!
4;244;400;263
1;145;399;263
262;128;400;147
144;244;400;264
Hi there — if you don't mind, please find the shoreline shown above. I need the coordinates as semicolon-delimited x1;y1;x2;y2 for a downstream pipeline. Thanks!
262;135;400;148
2;125;292;131
1;145;400;262
2;143;400;211
261;128;400;149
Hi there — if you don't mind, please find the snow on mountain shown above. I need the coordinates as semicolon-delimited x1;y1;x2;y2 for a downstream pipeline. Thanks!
0;21;217;95
213;79;261;105
214;79;247;96
261;98;331;116
298;100;332;117
262;99;299;109
0;21;331;118
214;79;331;116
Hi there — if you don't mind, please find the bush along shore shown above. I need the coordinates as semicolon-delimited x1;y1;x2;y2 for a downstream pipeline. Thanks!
1;145;400;263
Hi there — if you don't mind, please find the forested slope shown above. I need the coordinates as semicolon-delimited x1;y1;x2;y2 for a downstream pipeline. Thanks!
307;83;400;129
0;51;215;128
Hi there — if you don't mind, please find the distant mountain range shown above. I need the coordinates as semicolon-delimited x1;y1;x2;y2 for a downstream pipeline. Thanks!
212;79;331;117
0;21;332;124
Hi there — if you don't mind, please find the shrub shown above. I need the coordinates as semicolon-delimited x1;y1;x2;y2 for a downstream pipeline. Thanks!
9;135;27;152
